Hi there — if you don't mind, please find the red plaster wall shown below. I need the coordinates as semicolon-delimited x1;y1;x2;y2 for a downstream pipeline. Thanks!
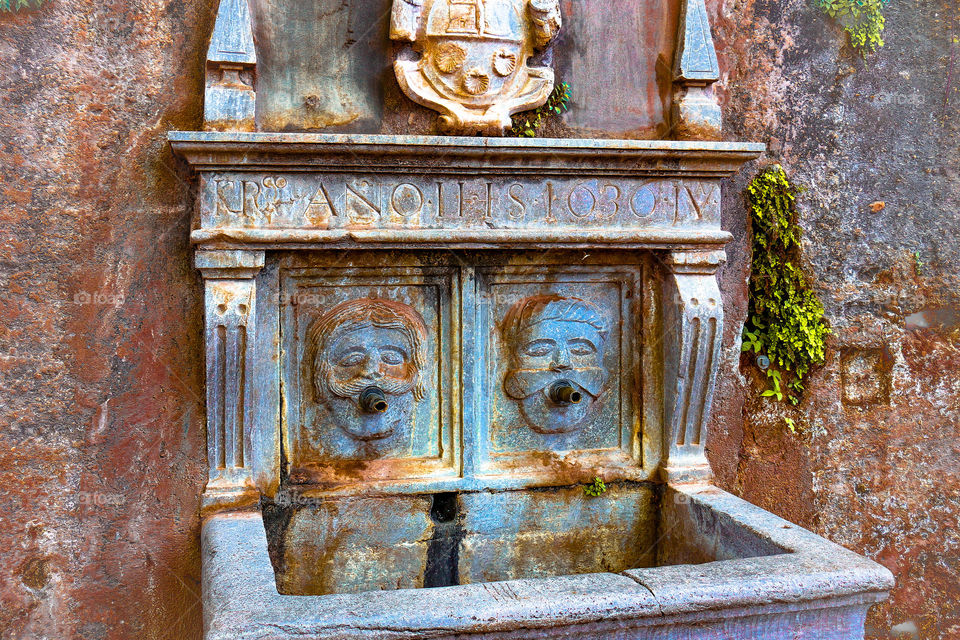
0;0;957;638
0;1;216;637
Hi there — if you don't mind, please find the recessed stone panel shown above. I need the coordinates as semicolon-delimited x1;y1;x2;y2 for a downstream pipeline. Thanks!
271;494;434;595
458;484;657;583
840;347;891;407
281;266;458;486
475;264;642;479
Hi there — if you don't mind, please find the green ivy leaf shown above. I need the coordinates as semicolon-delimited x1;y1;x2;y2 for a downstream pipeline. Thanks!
510;80;571;137
817;0;887;55
743;165;829;405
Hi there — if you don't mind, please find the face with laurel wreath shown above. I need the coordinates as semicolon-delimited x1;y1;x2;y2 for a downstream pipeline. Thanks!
502;295;609;434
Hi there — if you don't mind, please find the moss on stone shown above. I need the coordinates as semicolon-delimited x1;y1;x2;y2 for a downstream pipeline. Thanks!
816;0;889;56
0;0;44;11
741;165;829;404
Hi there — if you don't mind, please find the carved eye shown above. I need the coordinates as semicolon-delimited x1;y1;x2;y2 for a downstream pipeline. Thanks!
568;339;597;356
380;347;407;366
336;349;366;367
522;339;555;357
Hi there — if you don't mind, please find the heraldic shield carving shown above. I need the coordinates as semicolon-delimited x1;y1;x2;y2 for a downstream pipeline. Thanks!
391;0;562;135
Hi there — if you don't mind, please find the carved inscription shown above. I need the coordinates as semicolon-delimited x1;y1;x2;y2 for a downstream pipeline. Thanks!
203;174;721;230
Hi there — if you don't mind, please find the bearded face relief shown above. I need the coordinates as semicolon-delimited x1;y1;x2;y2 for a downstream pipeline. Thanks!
307;298;428;457
502;296;610;434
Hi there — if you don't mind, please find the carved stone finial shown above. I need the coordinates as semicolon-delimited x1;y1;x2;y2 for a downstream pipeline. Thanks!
672;0;722;140
205;0;257;132
391;0;562;136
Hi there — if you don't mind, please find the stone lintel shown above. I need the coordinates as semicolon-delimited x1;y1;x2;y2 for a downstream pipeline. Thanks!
170;133;762;252
170;132;764;174
190;228;733;251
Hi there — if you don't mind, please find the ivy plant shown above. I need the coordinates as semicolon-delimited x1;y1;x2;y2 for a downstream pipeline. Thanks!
509;81;571;138
742;166;829;405
0;0;44;11
816;0;890;56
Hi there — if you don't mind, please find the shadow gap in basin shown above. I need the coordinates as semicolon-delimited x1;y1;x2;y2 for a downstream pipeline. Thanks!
423;492;465;588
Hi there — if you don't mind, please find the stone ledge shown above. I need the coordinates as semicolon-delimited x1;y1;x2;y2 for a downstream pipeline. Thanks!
190;227;734;250
170;132;765;175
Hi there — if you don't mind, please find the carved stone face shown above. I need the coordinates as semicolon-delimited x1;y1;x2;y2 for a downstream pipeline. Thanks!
502;296;609;433
308;299;427;453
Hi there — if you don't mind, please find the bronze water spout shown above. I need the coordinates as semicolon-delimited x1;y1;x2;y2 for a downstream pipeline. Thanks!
359;386;389;413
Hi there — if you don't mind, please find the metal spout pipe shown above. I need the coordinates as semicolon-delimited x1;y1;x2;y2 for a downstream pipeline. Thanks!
549;380;582;405
359;386;389;413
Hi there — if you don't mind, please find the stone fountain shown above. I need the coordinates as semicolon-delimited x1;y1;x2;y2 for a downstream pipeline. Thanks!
172;0;893;637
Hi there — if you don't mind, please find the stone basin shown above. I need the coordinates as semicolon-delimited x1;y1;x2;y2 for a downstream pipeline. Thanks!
176;0;898;632
170;132;892;639
203;483;892;639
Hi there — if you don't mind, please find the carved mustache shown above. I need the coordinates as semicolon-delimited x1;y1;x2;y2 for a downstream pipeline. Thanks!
503;368;607;400
325;374;417;400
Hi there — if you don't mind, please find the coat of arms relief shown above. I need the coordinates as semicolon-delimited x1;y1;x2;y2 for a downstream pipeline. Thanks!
391;0;562;135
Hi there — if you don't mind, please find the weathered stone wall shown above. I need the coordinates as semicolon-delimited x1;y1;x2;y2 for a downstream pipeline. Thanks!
0;1;956;639
707;0;960;637
0;1;216;637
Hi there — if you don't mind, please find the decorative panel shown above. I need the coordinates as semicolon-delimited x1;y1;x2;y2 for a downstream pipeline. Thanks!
281;266;458;486
474;264;642;480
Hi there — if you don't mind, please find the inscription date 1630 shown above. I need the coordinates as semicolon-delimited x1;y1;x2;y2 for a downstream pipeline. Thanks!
202;174;721;230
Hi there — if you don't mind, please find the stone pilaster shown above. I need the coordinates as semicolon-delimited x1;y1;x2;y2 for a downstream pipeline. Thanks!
196;250;264;512
661;250;725;482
